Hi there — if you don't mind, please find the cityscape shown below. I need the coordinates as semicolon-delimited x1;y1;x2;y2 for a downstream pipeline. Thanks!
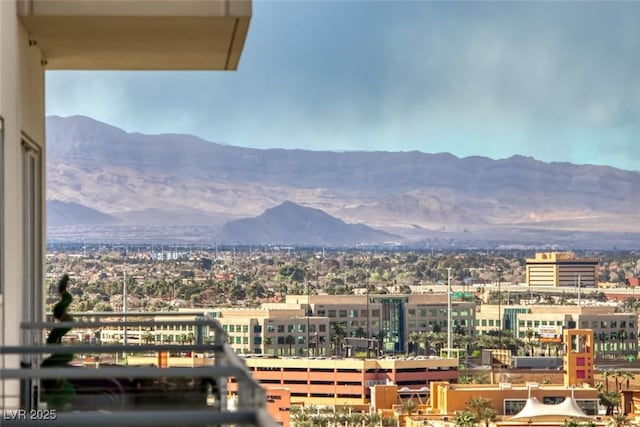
2;0;639;426
43;244;640;426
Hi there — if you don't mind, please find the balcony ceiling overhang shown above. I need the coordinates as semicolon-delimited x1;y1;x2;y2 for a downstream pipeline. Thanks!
18;0;251;70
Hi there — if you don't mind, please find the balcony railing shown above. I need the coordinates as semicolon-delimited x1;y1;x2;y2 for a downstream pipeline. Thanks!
0;312;277;427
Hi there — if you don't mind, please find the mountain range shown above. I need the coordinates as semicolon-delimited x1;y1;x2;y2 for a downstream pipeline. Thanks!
46;115;640;247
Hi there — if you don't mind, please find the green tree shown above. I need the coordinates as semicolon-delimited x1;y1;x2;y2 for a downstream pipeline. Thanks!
608;414;631;427
285;335;295;356
332;322;346;356
453;410;477;427
401;400;418;415
599;390;621;416
524;329;537;356
408;331;422;355
141;331;155;344
466;397;496;427
562;419;580;427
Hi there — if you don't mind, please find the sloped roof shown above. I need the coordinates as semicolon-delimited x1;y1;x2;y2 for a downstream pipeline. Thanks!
509;397;591;421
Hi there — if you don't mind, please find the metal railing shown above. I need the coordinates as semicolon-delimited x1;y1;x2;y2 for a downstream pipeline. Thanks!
0;312;278;427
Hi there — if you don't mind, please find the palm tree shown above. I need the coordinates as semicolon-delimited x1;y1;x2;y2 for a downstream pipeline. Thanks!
186;332;195;345
141;331;155;345
453;410;476;427
604;370;611;392
408;331;422;355
608;414;631;427
264;336;273;355
285;335;295;356
429;331;447;356
365;412;382;427
466;397;496;427
614;369;623;392
624;372;635;390
420;332;431;356
524;329;536;356
332;322;346;356
562;419;580;427
401;400;418;415
600;390;621;416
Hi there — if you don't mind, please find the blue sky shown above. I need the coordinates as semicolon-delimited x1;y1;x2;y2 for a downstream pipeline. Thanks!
46;1;640;171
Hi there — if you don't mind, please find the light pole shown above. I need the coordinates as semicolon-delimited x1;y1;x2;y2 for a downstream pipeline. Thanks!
447;268;452;353
306;269;310;357
497;268;502;350
366;260;371;358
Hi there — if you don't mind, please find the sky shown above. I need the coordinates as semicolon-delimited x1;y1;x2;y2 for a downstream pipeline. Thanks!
46;1;640;172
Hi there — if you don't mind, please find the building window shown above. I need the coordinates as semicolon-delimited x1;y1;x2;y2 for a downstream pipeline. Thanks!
319;325;326;332
576;400;599;415
339;310;347;317
504;400;526;416
254;325;262;333
243;325;249;333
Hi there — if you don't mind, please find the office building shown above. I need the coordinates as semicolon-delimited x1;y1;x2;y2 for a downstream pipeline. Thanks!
526;252;598;287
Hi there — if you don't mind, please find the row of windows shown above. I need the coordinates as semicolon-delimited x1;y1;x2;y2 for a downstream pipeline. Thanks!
408;319;469;328
266;324;327;334
317;309;381;318
582;320;635;329
274;335;328;345
516;320;564;328
223;324;249;333
407;308;472;317
227;336;263;345
157;325;194;331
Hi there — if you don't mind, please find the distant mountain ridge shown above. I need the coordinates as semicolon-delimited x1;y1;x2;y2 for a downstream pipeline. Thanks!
216;201;399;246
45;115;640;244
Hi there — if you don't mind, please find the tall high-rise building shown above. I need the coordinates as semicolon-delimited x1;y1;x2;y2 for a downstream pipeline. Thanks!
526;252;598;287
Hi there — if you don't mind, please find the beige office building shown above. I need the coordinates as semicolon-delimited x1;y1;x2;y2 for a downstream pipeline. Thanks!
213;306;332;356
477;304;637;359
526;252;598;287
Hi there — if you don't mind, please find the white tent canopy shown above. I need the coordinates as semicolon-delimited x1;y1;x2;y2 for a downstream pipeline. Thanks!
509;397;592;421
